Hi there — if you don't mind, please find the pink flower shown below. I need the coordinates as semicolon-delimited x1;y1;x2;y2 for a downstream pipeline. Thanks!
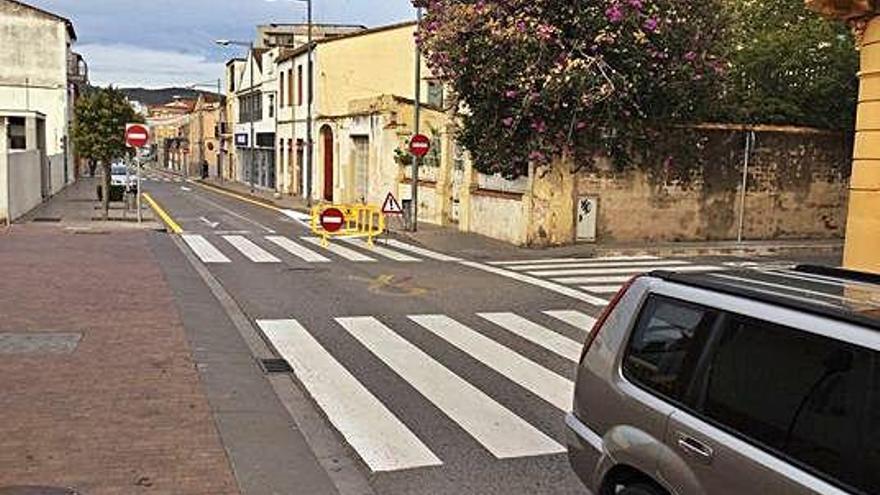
502;117;514;127
504;89;518;99
684;51;697;61
628;0;643;9
643;17;659;32
605;4;624;23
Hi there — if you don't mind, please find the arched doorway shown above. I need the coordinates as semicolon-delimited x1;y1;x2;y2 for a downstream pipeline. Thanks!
321;125;334;201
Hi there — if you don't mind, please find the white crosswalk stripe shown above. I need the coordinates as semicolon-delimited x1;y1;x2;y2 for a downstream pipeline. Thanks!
301;237;377;262
383;239;462;262
223;235;280;263
490;255;659;266
579;285;626;294
477;312;583;362
552;265;723;284
182;234;230;263
258;319;442;472
544;310;596;331
265;236;331;263
509;259;688;272
341;238;421;262
336;316;566;459
410;315;573;411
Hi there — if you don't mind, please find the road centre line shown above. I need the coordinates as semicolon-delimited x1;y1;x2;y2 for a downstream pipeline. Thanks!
188;192;277;234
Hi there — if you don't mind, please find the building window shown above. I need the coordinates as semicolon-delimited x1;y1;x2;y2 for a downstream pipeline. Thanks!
280;72;285;107
7;117;26;150
423;133;443;168
288;69;294;107
229;69;236;93
297;65;303;106
238;92;263;123
268;94;275;118
427;81;444;108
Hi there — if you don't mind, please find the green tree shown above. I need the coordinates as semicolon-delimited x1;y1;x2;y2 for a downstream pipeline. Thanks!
72;87;143;219
417;0;729;178
719;0;858;129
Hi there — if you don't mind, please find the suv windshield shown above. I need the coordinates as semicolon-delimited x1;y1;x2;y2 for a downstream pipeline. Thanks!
111;166;128;176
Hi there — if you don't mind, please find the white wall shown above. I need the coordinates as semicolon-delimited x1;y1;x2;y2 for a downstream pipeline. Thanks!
0;7;73;195
6;150;43;220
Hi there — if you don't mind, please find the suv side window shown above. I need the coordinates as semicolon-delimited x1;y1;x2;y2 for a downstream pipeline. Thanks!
700;315;873;492
623;295;718;403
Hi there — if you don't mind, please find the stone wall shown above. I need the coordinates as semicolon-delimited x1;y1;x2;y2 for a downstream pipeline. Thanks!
576;126;852;243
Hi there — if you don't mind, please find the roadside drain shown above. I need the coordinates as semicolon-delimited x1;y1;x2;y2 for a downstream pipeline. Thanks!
259;358;293;374
0;333;83;355
0;487;81;495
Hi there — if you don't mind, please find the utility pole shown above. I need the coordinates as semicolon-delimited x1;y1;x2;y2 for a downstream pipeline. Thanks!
411;6;423;232
306;0;314;204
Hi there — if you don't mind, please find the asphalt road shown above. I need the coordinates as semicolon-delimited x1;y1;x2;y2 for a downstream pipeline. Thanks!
140;171;838;495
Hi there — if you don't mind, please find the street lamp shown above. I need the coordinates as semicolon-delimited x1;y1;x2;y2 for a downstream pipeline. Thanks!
216;39;256;192
291;0;313;204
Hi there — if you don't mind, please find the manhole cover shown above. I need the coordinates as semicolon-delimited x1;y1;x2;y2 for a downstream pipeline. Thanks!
0;487;81;495
0;333;83;355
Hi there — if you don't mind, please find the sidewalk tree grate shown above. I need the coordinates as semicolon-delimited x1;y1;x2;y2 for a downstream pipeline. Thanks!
259;358;293;374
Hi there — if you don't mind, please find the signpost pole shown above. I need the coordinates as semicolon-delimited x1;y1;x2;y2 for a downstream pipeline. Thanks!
411;5;423;232
136;151;142;223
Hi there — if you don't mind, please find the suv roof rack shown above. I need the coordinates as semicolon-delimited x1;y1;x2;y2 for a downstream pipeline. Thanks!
651;267;880;332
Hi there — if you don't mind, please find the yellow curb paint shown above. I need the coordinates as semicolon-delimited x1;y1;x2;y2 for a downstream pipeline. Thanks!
196;181;284;214
142;193;183;234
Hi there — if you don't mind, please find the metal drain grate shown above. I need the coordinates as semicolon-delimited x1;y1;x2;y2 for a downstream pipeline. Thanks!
31;218;61;223
259;358;293;374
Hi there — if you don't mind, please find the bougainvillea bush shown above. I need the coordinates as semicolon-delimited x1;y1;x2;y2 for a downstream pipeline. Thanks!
415;0;728;178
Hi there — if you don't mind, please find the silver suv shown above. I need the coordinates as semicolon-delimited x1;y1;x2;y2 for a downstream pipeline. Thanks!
566;265;880;495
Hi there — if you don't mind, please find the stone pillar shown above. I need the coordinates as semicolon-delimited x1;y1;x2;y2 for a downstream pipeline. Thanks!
847;17;880;273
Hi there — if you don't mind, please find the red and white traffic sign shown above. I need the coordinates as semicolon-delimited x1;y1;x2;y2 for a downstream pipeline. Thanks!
320;208;345;233
409;134;431;158
125;123;150;148
382;192;404;216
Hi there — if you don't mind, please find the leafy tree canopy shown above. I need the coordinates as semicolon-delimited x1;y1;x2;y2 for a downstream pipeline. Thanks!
718;0;858;130
417;0;728;178
417;0;857;178
72;86;143;166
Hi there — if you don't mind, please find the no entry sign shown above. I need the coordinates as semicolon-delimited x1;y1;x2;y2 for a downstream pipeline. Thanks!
409;134;431;158
320;207;345;233
125;123;150;148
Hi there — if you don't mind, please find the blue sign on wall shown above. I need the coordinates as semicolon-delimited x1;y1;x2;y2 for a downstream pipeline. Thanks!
235;134;249;147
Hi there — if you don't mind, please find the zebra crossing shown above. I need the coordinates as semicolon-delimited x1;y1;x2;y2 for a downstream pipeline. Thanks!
486;255;726;302
142;174;185;183
181;233;459;265
257;308;595;472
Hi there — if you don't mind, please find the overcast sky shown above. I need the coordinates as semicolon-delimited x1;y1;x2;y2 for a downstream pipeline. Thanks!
26;0;415;88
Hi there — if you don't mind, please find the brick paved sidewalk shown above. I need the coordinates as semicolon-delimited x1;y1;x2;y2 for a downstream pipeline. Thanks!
0;226;239;495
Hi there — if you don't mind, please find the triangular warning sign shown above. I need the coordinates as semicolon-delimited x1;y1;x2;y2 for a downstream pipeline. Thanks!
382;192;404;215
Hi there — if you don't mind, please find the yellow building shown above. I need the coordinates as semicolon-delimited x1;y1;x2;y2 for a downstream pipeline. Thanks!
807;1;880;274
275;21;454;219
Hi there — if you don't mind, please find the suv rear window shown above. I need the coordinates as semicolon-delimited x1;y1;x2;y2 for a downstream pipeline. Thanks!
623;295;718;403
699;315;875;493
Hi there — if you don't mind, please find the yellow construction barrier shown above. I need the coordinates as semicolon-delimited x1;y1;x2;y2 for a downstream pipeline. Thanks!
311;203;385;247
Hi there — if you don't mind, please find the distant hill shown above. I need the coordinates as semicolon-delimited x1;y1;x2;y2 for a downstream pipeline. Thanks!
120;87;220;107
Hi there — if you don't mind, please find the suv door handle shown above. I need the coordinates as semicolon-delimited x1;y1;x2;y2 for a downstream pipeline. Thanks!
677;434;714;464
